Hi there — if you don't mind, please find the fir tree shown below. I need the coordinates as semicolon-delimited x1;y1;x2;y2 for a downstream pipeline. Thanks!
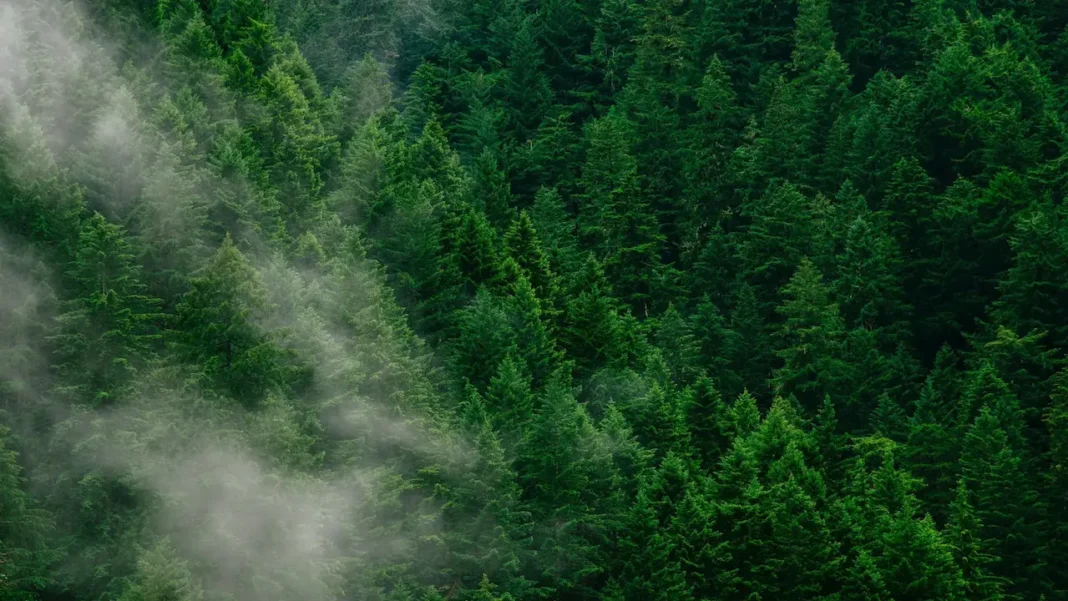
51;213;163;406
772;258;849;412
172;235;293;406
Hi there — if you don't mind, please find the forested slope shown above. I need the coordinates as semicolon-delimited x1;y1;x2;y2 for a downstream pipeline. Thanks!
1;0;1067;600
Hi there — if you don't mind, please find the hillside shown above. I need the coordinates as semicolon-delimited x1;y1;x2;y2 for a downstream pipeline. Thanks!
1;1;1068;601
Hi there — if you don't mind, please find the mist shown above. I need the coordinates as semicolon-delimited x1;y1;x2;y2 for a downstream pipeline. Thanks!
0;2;485;600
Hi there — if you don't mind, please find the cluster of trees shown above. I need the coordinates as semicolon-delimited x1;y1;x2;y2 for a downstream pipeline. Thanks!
2;0;1068;600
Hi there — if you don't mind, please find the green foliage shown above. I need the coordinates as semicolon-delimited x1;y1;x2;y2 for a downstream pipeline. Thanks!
4;1;1068;600
172;235;295;406
0;423;55;601
773;258;849;412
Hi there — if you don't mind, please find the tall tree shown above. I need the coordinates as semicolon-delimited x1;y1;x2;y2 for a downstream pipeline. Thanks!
51;213;163;406
772;258;849;412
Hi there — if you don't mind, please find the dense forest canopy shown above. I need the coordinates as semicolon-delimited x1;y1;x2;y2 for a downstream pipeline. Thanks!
1;0;1068;600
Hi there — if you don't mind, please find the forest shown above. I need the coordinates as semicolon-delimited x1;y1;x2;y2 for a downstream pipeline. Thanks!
1;0;1067;599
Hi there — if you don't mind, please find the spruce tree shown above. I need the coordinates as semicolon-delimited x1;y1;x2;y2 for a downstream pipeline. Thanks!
945;481;1006;601
772;258;849;412
172;235;292;406
52;213;163;406
0;422;55;601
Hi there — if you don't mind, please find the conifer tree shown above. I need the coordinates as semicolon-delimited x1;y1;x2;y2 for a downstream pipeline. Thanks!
528;188;580;278
117;539;202;601
946;481;1006;601
961;408;1045;599
52;214;163;406
686;377;732;470
907;347;964;518
993;207;1068;351
730;389;762;441
615;452;697;601
0;422;55;601
503;212;560;323
172;235;292;406
773;258;849;412
653;305;701;386
725;282;775;399
577;110;664;315
737;183;819;306
681;56;742;240
500;18;553;143
560;255;626;380
485;355;535;442
834;216;912;350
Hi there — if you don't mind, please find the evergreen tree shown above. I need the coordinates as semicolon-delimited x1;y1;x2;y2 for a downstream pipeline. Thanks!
834;216;912;350
653;305;701;386
500;18;553;143
503;211;561;323
686;377;732;470
51;213;163;406
960;408;1045;599
485;355;535;441
0;422;55;601
907;346;965;519
577;110;665;315
681;56;742;244
117;539;202;601
172;235;293;406
945;481;1006;601
560;255;626;380
737;183;818;306
773;258;849;412
724;282;775;400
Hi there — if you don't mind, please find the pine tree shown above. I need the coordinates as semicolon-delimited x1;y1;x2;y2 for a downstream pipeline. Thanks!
584;0;645;108
960;407;1045;599
1047;370;1068;596
117;539;202;601
834;216;912;350
907;347;964;519
500;17;553;143
560;255;626;380
172;235;293;406
791;0;836;75
616;453;697;601
485;355;535;442
619;0;693;258
838;439;967;601
0;421;55;601
503;212;561;323
514;383;609;597
993;207;1068;352
958;361;1026;452
870;393;908;441
51;213;163;406
945;481;1006;601
689;297;738;396
681;56;742;243
528;187;580;278
506;272;565;389
577;110;665;315
730;390;762;440
772;258;849;412
686;377;733;471
632;381;692;459
654;305;702;386
451;289;519;392
724;282;775;399
737;183;819;306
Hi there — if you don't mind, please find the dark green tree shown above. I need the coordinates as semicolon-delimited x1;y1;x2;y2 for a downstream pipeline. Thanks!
772;258;849;412
51;213;163;406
